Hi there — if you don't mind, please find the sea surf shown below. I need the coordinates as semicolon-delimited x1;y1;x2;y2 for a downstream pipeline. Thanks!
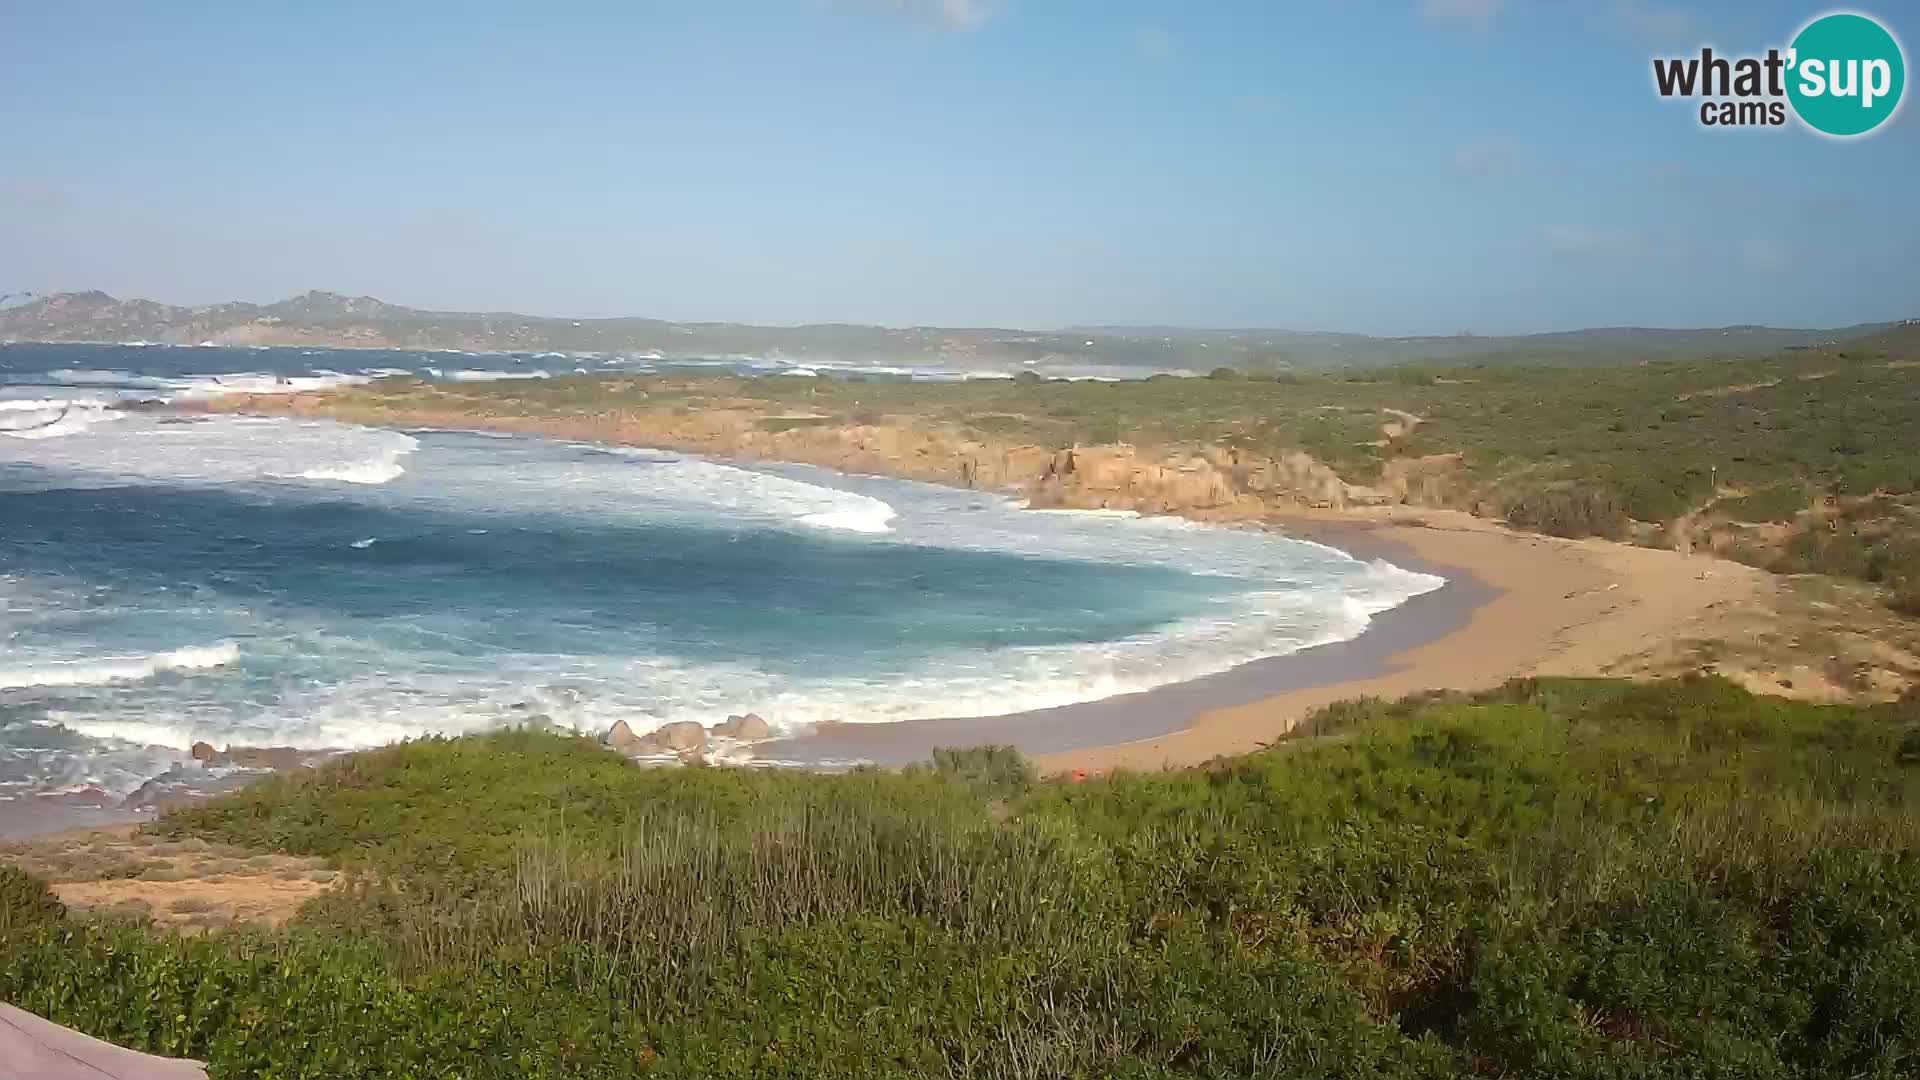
1;343;1443;799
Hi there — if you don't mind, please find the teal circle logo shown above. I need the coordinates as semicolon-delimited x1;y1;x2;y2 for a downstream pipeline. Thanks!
1787;12;1905;137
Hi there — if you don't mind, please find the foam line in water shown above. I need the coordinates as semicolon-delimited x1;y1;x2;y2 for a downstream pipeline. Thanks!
172;371;373;399
798;505;897;533
5;414;421;487
0;642;240;690
0;398;117;440
447;369;551;382
280;455;411;485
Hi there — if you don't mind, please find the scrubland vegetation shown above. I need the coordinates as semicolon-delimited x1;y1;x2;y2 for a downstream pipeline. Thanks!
5;677;1920;1077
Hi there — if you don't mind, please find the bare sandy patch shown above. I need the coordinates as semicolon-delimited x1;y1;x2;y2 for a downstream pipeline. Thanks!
1;826;334;931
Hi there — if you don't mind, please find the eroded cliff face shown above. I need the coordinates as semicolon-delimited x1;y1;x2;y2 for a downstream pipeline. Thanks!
189;392;1461;519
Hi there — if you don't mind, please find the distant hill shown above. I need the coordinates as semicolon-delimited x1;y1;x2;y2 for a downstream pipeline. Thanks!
0;289;1903;370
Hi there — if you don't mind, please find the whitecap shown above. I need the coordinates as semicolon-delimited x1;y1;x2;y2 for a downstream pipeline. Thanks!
172;371;372;400
0;642;240;690
798;505;897;534
286;458;408;485
446;370;550;382
0;398;117;440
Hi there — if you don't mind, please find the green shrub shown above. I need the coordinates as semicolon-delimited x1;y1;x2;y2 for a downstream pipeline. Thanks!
914;744;1035;795
1720;484;1812;523
1502;486;1629;539
0;864;65;928
14;679;1919;1077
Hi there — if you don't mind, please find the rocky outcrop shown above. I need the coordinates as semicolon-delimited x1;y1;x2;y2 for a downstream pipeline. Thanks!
197;746;310;771
712;713;771;741
605;719;708;757
604;719;647;754
651;721;707;753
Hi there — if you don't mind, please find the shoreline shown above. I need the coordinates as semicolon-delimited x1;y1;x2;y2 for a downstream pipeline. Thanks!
183;397;1769;772
2;397;1771;840
1037;511;1764;772
767;511;1764;773
758;519;1496;767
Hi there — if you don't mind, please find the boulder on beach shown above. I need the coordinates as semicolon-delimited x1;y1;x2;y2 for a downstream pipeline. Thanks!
211;746;307;771
190;741;216;763
604;719;646;753
606;719;707;756
712;712;771;741
652;721;707;753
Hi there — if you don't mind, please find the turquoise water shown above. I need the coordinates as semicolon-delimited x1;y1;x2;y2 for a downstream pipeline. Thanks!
0;345;1442;795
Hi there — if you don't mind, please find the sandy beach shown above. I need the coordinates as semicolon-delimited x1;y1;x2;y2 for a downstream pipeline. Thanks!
763;507;1768;773
1035;509;1769;772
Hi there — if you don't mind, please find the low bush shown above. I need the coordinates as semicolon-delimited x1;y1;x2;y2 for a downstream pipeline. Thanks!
1719;484;1812;523
10;678;1920;1077
0;863;65;929
1501;486;1629;539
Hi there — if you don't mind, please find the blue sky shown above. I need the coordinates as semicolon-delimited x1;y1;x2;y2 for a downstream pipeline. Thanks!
2;0;1914;334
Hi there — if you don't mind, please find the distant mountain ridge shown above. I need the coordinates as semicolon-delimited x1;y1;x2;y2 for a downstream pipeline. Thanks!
0;290;1901;370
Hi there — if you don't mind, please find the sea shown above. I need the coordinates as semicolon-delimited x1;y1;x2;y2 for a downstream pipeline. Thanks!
0;342;1444;800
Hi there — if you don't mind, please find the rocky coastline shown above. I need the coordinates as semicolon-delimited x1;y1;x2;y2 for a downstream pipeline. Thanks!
184;390;1467;522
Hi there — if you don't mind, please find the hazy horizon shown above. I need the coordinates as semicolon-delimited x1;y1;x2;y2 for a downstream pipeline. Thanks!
3;285;1906;340
4;1;1916;335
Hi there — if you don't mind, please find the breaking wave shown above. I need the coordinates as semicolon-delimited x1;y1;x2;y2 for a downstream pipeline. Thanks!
0;399;118;440
0;642;240;690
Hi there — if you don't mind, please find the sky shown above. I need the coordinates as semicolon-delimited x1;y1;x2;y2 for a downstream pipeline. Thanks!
2;1;1915;335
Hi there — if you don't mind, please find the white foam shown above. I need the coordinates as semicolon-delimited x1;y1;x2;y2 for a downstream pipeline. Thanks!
272;430;417;484
285;457;408;485
581;444;678;461
0;398;118;440
0;642;240;690
465;444;897;535
798;505;897;533
447;369;550;382
616;457;898;534
3;413;420;488
172;371;373;400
